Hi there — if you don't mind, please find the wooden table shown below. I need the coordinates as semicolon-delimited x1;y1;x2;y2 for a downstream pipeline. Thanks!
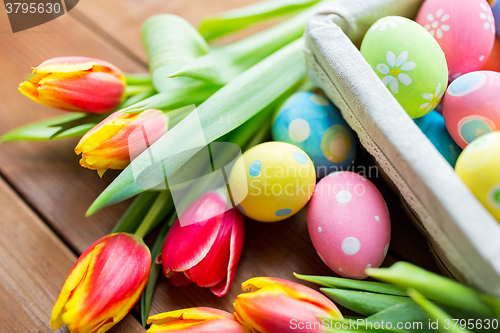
0;1;441;331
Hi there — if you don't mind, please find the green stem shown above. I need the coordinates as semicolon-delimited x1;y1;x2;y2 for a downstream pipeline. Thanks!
134;191;173;238
244;119;271;151
140;213;177;326
124;73;153;85
112;192;159;234
124;85;156;98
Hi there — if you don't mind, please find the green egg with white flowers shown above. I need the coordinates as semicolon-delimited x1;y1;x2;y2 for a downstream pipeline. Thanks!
361;16;448;119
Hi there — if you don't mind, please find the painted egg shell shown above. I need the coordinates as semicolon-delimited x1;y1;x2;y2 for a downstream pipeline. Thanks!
455;132;500;222
272;92;357;179
414;111;462;167
416;0;496;81
307;171;391;279
443;70;500;148
361;16;448;119
493;1;500;37
228;142;316;222
481;37;500;72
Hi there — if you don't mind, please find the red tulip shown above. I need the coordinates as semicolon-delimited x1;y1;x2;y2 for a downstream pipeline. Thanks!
161;190;245;297
19;57;126;113
234;277;343;333
50;233;151;333
146;307;250;332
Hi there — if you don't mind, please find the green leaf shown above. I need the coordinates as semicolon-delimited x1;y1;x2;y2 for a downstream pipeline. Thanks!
170;1;332;85
1;113;102;142
367;303;430;333
122;81;219;114
134;191;174;239
87;38;306;215
366;302;495;333
321;288;414;316
111;191;159;234
199;0;321;41
408;289;473;333
481;295;500;319
124;73;152;86
141;14;209;92
294;273;407;296
1;89;157;143
367;262;494;317
140;213;176;326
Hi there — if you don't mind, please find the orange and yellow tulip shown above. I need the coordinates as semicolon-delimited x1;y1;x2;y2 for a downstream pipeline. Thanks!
50;233;151;333
147;307;250;333
19;57;126;113
75;108;168;177
234;277;343;333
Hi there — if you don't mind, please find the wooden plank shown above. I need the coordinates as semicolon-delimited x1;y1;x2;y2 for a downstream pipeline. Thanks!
71;0;262;63
0;178;145;332
0;8;145;253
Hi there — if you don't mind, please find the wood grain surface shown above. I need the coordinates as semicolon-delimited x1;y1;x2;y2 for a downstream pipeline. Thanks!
0;0;440;331
0;178;144;332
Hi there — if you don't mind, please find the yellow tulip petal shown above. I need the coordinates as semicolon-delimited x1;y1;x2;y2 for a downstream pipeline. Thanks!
19;80;85;111
50;249;94;329
148;307;232;326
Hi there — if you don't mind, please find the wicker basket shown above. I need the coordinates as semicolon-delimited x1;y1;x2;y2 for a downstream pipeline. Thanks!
305;0;500;294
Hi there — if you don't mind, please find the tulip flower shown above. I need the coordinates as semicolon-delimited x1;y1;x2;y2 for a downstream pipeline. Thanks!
146;307;250;333
19;57;126;113
161;190;245;297
50;233;151;333
75;108;168;177
234;277;343;333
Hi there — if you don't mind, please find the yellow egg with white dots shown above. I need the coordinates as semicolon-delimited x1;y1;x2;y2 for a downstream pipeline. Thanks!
228;142;316;222
455;132;500;223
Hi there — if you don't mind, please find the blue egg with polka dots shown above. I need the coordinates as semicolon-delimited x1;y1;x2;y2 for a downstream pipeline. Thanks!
414;110;462;167
272;92;357;179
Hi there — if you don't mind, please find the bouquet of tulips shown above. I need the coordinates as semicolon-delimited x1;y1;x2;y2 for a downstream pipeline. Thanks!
4;0;500;332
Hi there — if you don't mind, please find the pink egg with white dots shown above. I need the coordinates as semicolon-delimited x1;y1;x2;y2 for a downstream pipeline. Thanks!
307;171;391;279
443;70;500;149
416;0;496;81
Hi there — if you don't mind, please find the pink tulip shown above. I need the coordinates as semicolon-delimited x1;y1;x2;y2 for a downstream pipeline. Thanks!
161;191;245;297
19;57;126;113
234;277;343;333
50;233;151;333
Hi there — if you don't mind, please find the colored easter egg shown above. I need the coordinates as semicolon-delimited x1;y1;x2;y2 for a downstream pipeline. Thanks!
493;1;500;37
228;142;316;222
416;0;496;80
307;171;391;279
361;16;448;119
414;111;462;166
443;70;500;148
455;132;500;222
481;37;500;72
272;92;357;179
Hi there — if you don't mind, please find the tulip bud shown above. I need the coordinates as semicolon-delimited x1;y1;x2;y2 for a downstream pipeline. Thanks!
75;108;168;177
161;191;245;297
147;307;250;332
50;233;151;333
234;277;343;333
19;57;126;113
